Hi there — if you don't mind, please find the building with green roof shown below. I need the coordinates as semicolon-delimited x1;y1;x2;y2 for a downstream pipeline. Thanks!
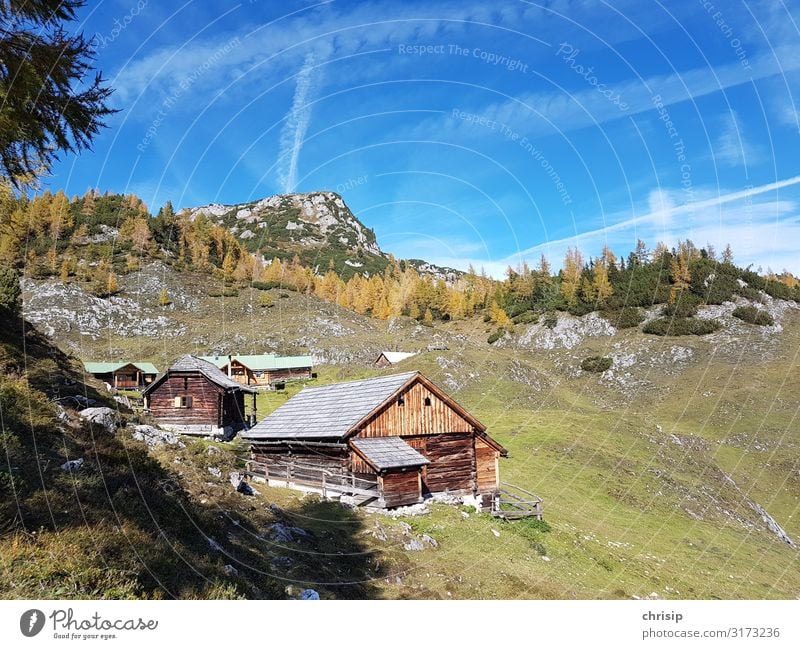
197;354;314;388
83;361;159;389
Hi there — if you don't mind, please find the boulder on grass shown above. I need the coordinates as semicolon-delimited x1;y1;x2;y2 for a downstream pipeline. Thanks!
61;458;84;472
79;407;117;431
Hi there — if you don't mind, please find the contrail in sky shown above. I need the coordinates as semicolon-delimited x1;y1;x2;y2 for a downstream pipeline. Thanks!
278;53;317;193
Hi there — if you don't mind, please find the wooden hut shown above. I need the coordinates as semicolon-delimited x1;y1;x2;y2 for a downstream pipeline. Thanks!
241;371;506;509
83;361;159;389
142;355;256;437
198;354;313;387
374;351;416;368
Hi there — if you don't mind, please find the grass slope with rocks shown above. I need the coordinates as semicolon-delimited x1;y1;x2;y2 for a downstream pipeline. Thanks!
5;267;800;599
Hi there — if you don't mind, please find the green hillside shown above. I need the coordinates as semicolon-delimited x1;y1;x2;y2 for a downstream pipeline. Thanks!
5;263;798;599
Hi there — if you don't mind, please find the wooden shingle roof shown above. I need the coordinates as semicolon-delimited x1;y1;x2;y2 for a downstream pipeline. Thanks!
350;436;429;471
242;372;418;440
143;355;256;394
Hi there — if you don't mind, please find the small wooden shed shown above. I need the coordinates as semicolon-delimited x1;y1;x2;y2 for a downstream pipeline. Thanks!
142;355;256;437
242;371;506;509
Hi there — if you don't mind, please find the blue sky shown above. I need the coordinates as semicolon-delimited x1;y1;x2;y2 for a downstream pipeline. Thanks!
52;0;800;275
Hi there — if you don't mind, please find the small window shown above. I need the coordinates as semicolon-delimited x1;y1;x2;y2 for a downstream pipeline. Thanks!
173;395;193;408
424;397;432;407
397;396;405;406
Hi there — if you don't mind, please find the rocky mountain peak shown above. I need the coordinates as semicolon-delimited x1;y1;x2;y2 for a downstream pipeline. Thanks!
186;191;382;262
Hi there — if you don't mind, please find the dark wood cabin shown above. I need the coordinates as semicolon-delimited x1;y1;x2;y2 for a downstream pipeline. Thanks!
199;354;313;387
142;355;257;437
83;361;158;389
241;371;506;509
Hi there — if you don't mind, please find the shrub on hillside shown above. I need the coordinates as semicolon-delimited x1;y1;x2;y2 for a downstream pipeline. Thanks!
762;279;793;301
689;259;739;304
566;300;595;316
643;317;722;336
662;292;702;318
208;288;239;298
735;285;764;302
603;307;645;329
732;305;774;326
581;356;612;373
0;267;21;316
512;311;539;325
487;328;509;344
251;280;283;291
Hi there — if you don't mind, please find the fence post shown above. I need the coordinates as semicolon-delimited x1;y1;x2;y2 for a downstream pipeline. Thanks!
322;473;327;499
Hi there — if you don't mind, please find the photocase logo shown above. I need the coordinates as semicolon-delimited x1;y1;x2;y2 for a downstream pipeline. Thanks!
20;609;45;637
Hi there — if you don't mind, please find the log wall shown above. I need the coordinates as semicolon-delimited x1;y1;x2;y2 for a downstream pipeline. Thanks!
251;445;350;477
380;469;422;507
226;365;313;386
148;373;223;426
475;437;500;493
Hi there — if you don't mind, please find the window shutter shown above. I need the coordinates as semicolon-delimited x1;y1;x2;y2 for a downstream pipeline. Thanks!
186;395;193;408
173;396;181;407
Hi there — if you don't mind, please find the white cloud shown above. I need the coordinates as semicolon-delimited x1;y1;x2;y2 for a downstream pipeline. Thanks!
405;41;800;145
414;176;800;277
277;53;318;193
715;111;763;167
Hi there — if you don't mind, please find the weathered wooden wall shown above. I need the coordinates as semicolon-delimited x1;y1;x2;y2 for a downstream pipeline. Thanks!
266;367;313;383
350;451;377;475
475;437;499;493
419;433;476;492
380;469;422;507
356;382;473;437
251;445;349;477
148;373;223;426
226;364;312;386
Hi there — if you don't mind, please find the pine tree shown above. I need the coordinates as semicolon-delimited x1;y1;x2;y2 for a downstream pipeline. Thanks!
591;258;613;305
669;253;691;303
221;252;236;283
721;244;734;264
537;253;552;282
560;247;583;305
48;190;72;240
59;258;71;283
489;301;512;327
158;288;171;307
633;239;649;265
106;271;119;296
0;1;116;182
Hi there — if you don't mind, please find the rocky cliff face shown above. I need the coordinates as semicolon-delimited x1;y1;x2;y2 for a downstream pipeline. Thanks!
186;191;462;281
187;191;386;276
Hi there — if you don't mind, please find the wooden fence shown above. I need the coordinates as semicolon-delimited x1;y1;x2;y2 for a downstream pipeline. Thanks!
491;482;543;520
245;459;380;503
